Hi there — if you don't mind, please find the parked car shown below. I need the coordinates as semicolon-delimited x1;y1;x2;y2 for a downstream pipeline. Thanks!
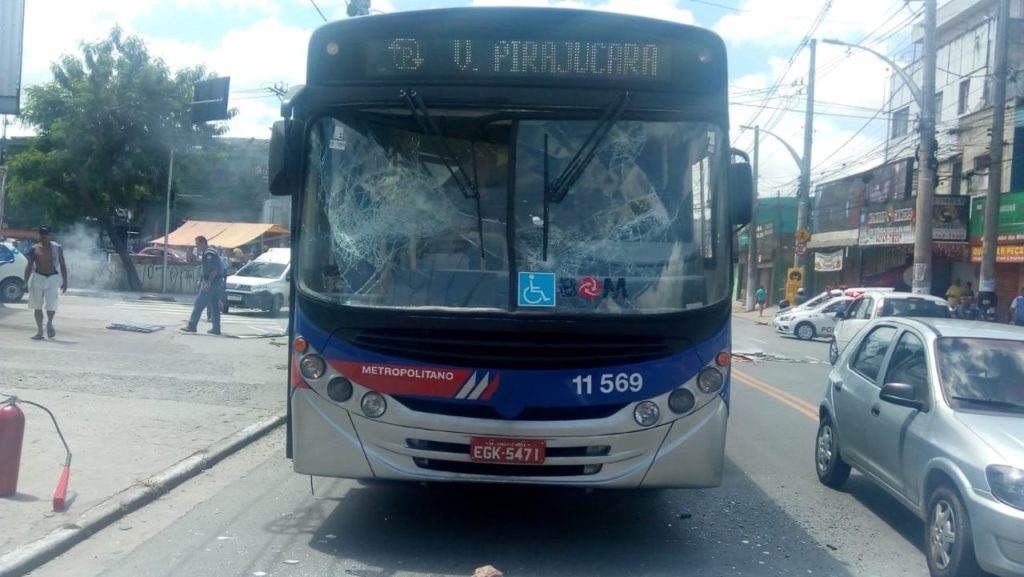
829;291;951;365
0;240;28;302
815;317;1024;577
775;295;853;341
774;286;892;323
222;248;290;316
134;246;187;263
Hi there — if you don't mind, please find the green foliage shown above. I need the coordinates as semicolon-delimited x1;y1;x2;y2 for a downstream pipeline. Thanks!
7;27;225;228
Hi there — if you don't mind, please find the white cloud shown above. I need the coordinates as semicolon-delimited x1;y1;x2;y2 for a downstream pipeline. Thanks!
469;0;693;24
714;0;914;48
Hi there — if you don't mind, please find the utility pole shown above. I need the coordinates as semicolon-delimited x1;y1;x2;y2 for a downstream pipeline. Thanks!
979;0;1011;308
161;149;174;293
0;115;8;233
745;126;760;312
911;0;937;295
795;39;816;269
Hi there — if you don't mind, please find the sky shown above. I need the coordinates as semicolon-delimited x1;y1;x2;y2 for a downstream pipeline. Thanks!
6;0;931;196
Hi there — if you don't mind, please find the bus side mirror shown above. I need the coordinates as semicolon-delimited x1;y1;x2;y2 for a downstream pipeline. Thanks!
269;120;303;196
729;149;753;226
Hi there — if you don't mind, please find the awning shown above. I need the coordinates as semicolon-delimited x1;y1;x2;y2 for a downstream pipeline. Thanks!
148;221;289;250
807;229;859;249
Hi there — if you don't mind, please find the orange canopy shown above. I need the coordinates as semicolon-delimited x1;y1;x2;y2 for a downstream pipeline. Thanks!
148;221;289;249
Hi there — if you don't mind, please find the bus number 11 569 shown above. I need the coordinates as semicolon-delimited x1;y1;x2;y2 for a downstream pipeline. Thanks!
573;373;643;395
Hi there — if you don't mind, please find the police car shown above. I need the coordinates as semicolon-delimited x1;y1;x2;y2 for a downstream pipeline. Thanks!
775;295;853;341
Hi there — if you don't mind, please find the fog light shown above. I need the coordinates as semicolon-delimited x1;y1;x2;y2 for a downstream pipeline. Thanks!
668;388;696;414
413;457;429;467
299;354;326;380
327;377;353;403
361;392;387;418
697;367;724;394
633;401;660;427
582;464;602;475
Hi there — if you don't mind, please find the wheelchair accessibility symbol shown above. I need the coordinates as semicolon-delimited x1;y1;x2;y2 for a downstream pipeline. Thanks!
518;272;556;307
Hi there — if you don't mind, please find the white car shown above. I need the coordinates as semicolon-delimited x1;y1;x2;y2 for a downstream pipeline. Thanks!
775;296;853;341
828;291;951;364
0;240;28;302
223;248;290;316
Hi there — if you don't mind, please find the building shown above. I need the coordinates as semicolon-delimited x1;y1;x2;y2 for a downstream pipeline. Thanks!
736;196;799;305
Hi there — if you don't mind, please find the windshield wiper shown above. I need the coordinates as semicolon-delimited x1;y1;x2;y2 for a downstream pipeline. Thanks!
402;90;485;259
951;396;1024;413
542;91;630;260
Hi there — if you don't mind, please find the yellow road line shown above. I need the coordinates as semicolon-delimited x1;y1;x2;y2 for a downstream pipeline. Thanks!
732;368;819;421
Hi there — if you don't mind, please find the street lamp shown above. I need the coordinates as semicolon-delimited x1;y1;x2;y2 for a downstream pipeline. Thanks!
822;0;937;295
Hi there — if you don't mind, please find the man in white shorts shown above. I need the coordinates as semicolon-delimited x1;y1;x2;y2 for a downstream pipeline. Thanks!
23;225;68;340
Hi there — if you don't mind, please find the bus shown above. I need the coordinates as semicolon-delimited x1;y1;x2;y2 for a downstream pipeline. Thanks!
269;7;752;488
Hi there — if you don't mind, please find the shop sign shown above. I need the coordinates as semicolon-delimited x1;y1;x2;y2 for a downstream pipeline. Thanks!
970;245;1024;263
814;249;843;272
813;158;912;234
932;196;969;241
860;197;915;246
970;191;1024;243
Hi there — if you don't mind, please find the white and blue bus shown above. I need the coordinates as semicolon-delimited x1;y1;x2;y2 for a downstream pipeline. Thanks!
269;7;752;488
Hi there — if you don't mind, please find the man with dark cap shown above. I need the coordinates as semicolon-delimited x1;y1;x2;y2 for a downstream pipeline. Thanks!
23;225;68;340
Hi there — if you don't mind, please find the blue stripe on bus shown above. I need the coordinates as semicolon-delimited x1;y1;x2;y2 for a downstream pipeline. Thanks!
295;309;729;418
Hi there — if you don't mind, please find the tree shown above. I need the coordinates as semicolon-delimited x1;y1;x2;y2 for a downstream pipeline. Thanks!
8;27;224;290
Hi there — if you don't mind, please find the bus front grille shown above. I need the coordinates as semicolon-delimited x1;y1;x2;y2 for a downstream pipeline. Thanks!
348;329;679;369
393;397;627;421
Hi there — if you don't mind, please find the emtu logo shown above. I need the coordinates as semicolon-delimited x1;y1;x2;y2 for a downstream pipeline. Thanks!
454;372;499;400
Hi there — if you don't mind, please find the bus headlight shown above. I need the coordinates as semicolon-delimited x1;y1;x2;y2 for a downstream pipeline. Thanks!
361;392;387;418
299;355;326;380
668;388;696;414
633;401;660;427
697;368;724;394
327;377;353;403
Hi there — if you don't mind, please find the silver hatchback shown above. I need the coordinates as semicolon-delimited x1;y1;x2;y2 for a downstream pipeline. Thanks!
816;317;1024;577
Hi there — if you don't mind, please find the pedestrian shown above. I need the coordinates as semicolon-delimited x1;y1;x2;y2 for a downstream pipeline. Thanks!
23;225;68;340
1011;286;1024;327
182;235;222;335
945;278;962;308
755;285;767;316
954;295;980;321
962;281;975;300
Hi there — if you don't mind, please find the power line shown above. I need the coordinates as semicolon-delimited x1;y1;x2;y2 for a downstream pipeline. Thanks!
309;0;328;22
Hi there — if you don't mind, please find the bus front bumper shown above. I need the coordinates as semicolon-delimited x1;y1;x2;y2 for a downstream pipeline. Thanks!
290;388;727;489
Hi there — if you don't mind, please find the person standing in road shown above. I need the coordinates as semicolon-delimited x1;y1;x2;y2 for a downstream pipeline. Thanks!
945;278;963;308
755;285;767;316
181;235;222;335
23;225;68;340
1011;287;1024;327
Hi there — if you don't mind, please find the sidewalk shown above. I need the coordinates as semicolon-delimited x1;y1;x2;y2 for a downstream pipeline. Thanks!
732;300;777;325
0;298;285;576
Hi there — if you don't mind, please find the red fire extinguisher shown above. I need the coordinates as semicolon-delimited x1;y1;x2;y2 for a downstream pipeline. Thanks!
0;395;73;510
0;398;26;497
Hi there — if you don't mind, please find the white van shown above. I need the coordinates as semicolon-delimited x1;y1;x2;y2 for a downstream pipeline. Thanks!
223;248;290;316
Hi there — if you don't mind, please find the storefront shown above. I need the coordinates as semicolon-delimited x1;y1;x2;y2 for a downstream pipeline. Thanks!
970;191;1024;322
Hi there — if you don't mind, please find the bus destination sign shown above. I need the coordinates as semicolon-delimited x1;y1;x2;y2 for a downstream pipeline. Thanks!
367;38;672;81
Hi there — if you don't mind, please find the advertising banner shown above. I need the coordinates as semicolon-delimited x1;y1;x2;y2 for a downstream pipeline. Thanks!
970;191;1024;243
932;196;970;241
970;245;1024;263
860;197;916;246
814;249;844;272
0;0;26;115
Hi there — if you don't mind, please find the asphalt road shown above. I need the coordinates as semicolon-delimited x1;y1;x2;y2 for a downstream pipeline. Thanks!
27;318;933;577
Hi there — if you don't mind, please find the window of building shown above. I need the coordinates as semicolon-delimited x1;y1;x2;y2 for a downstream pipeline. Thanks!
934;91;943;124
950;156;962;196
891;106;910;139
958;79;970;115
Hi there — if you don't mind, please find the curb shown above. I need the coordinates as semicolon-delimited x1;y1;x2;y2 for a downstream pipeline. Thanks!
0;414;285;577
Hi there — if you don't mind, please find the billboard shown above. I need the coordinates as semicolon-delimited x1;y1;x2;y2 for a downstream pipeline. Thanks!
0;0;26;115
969;190;1024;244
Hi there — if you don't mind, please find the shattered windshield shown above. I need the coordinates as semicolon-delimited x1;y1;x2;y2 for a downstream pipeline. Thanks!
298;114;728;313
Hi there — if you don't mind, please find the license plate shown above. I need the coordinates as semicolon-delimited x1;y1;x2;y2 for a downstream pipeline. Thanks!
469;437;545;464
226;294;242;302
